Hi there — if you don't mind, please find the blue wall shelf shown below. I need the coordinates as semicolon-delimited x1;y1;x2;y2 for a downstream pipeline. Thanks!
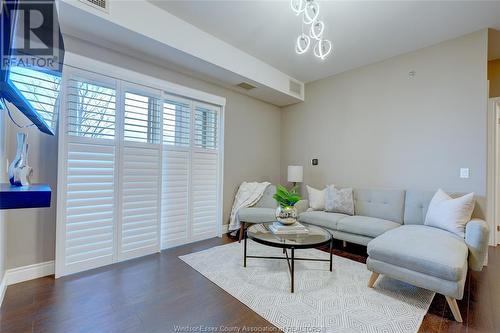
0;184;51;210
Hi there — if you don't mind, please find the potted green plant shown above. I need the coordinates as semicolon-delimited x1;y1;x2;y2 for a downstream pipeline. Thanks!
273;185;301;225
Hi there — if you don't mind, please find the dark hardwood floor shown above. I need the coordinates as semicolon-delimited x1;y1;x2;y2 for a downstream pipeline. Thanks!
1;235;499;333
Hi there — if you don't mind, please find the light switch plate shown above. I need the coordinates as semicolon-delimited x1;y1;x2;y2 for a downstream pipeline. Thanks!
460;168;470;179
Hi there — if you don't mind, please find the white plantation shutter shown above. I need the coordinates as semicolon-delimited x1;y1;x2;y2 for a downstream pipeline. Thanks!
67;79;116;139
124;92;161;143
57;68;224;277
161;96;191;249
64;141;115;273
59;72;118;276
161;149;189;248
191;103;220;240
120;145;161;259
191;151;218;240
119;88;162;260
194;105;218;150
163;98;190;147
161;99;221;248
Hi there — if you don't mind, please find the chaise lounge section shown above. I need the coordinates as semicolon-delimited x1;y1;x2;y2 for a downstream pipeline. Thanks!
366;191;489;322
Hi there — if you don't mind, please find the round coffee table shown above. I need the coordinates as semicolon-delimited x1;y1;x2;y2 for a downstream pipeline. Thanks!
244;222;333;293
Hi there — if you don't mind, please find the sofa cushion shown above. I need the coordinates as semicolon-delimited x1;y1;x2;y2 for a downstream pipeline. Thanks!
325;186;354;215
306;185;326;211
337;216;400;238
367;225;468;281
298;211;347;230
254;185;277;209
238;207;275;223
353;188;405;223
424;189;475;238
404;190;436;225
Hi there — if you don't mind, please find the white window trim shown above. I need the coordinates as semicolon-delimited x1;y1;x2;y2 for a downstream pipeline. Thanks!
56;58;225;278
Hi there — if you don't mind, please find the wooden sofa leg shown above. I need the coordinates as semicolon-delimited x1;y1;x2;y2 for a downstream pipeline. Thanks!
445;296;463;323
367;272;380;288
238;223;246;243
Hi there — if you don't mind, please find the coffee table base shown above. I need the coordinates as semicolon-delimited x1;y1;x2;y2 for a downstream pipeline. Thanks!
243;235;333;293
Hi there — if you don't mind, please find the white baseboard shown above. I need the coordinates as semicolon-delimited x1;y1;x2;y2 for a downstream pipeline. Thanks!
0;273;7;307
5;260;55;286
221;224;229;235
0;260;55;307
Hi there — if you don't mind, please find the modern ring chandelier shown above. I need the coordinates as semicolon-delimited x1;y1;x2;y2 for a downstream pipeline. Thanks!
290;0;332;60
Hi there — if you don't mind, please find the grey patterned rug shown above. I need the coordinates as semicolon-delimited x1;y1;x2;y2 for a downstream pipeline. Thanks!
179;240;434;333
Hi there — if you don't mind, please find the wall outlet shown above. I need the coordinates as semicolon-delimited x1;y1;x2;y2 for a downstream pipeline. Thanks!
312;158;318;166
460;168;470;179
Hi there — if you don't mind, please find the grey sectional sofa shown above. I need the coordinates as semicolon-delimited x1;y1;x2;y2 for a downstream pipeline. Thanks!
237;185;490;322
300;188;406;245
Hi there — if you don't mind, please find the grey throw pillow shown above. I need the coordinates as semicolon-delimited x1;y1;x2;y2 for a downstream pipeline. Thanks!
325;186;354;215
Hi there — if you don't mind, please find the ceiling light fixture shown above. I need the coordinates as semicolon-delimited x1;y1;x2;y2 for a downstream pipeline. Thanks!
313;38;332;60
309;20;324;40
295;33;311;54
303;1;319;24
290;0;305;16
291;0;332;60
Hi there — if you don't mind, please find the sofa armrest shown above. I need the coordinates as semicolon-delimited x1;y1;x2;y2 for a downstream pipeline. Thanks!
465;218;490;271
295;200;309;215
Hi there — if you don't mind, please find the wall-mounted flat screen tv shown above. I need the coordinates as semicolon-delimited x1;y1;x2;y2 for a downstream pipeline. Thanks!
0;0;64;135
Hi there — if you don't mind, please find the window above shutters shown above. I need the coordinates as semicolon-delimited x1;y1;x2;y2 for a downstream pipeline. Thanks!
124;92;161;144
163;98;190;147
194;105;218;150
67;79;116;139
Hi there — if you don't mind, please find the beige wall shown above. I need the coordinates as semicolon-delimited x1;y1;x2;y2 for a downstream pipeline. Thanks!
281;31;488;204
489;59;500;98
5;120;58;268
4;36;281;269
4;30;490;270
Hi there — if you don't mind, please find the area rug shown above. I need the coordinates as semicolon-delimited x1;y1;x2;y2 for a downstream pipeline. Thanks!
179;240;435;333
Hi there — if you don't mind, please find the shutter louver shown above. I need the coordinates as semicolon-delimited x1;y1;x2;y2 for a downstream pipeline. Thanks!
194;105;218;150
64;142;115;274
67;79;116;139
163;98;190;147
161;149;189;249
124;92;161;143
120;145;161;259
191;151;218;240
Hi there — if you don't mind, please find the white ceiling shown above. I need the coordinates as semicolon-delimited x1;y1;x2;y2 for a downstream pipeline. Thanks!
151;0;500;83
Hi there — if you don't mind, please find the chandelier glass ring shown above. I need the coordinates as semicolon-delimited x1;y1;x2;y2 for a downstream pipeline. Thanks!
313;38;332;60
291;0;332;60
290;0;306;16
296;33;311;54
303;1;320;24
309;20;324;40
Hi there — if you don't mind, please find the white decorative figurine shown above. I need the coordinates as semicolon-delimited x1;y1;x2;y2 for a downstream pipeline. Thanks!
8;132;33;186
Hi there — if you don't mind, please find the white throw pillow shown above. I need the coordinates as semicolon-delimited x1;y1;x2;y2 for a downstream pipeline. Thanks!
325;185;354;215
306;185;326;211
424;189;475;238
